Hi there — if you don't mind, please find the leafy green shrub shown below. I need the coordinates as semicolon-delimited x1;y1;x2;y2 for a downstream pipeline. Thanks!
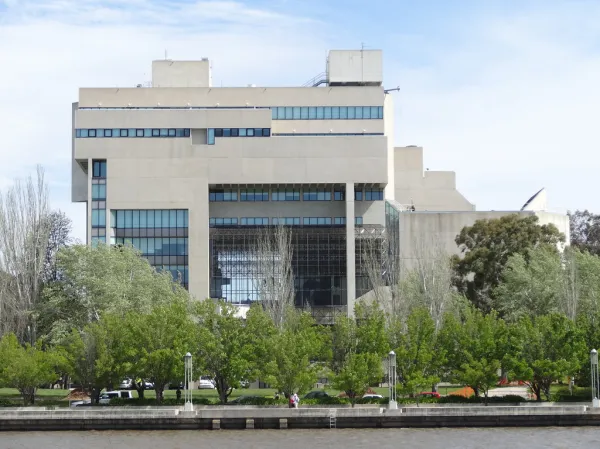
551;386;591;402
301;396;349;405
438;394;526;404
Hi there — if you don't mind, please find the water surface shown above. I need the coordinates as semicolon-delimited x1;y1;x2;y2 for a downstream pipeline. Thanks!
1;428;599;449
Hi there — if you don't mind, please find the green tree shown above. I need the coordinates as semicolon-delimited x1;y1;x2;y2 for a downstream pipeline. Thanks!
395;308;442;404
453;214;564;313
509;313;585;401
439;307;508;402
569;209;600;256
262;308;326;397
118;299;194;403
332;353;383;406
0;333;63;405
37;244;189;344
193;300;254;404
494;246;564;321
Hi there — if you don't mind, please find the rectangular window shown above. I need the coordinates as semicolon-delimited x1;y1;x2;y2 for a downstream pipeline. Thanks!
355;217;363;226
316;107;324;119
324;107;332;119
340;107;348;119
334;217;346;225
76;129;81;138
152;129;160;137
309;107;317;119
272;108;277;120
81;129;89;138
365;188;384;201
292;107;301;119
277;107;285;120
371;106;379;119
136;129;144;137
223;128;231;137
354;189;363;201
239;128;247;137
132;210;140;228
160;129;168;137
210;189;237;202
168;129;176;137
128;128;136;137
184;128;191;137
208;128;215;145
88;129;96;138
104;129;112;137
176;129;184;137
176;210;184;227
254;128;262;137
140;210;147;228
303;188;331;201
285;107;293;119
231;128;239;137
271;188;299;201
355;107;363;119
247;128;255;137
262;128;270;137
363;106;371;119
300;107;309;119
334;189;345;201
332;107;340;119
240;189;268;202
92;160;107;178
348;107;356;119
214;128;223;137
378;106;384;119
97;129;104;138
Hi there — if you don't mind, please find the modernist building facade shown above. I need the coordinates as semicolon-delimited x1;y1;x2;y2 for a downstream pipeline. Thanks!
71;49;568;319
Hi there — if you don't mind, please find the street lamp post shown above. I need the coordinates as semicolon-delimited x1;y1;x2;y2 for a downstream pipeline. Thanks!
388;350;397;410
184;352;194;412
591;349;599;408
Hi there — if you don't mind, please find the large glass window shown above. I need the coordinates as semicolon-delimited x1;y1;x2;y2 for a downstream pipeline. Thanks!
302;217;332;225
365;188;384;201
209;217;239;227
334;188;345;201
303;188;331;201
92;160;107;178
268;106;383;120
210;189;238;202
240;189;269;202
271;188;300;201
272;217;300;225
354;189;363;201
240;217;269;226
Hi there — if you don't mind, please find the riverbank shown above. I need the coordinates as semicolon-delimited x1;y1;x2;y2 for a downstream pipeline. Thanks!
1;405;600;431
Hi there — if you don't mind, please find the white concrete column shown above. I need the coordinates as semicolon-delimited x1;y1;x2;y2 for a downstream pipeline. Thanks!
345;182;356;318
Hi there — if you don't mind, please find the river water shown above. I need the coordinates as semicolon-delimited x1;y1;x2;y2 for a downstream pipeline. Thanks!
1;428;599;448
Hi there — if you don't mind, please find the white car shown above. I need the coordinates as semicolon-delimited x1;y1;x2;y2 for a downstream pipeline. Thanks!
362;393;383;399
198;376;216;389
99;390;133;404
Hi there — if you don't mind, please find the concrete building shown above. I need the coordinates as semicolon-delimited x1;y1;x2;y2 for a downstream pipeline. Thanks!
71;49;568;320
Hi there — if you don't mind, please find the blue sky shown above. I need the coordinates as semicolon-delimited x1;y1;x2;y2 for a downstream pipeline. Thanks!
0;0;599;241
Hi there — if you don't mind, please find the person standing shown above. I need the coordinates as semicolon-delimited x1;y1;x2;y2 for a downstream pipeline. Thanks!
289;394;295;408
293;393;299;408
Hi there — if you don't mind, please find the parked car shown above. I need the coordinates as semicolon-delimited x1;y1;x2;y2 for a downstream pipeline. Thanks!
99;390;134;405
419;391;441;399
362;393;383;399
198;376;216;389
119;378;134;390
143;380;154;389
304;390;330;399
70;400;92;408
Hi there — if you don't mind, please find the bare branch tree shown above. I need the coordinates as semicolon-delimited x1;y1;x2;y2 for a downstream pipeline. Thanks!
253;223;295;329
406;234;455;332
43;211;72;284
0;166;51;342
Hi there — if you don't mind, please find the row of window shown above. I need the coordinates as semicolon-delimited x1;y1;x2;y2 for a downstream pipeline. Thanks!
271;106;383;120
207;128;270;144
209;188;384;202
111;210;189;229
112;237;188;256
77;128;191;138
210;217;364;227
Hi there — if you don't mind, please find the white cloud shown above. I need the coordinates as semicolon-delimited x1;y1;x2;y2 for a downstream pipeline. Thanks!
388;2;600;213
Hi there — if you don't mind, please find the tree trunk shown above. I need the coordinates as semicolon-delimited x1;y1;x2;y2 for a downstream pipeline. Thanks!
135;381;145;399
20;387;36;405
155;386;164;404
